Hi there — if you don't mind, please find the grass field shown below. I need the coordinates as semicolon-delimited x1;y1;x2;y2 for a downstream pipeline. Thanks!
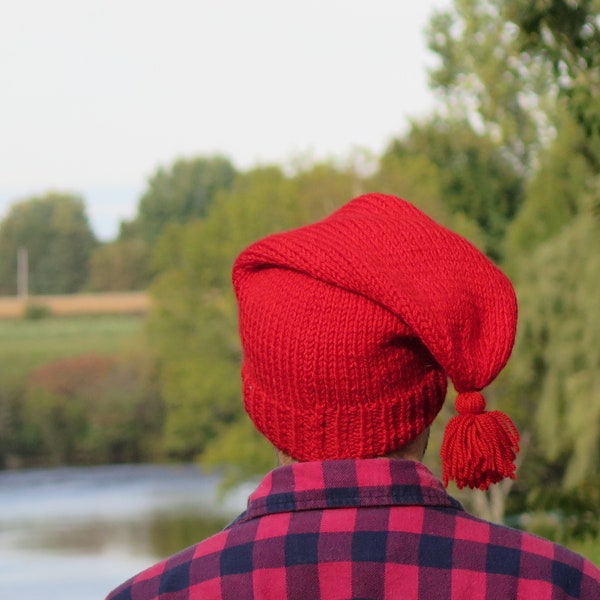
0;314;145;385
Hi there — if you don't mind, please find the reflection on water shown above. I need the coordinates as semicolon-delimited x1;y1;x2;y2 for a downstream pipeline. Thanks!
148;512;232;557
0;464;251;600
18;511;231;557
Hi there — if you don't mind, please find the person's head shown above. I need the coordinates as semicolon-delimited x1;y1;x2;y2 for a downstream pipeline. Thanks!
233;193;519;490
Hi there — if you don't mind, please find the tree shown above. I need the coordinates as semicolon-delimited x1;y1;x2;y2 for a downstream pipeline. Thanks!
461;2;600;531
149;166;294;464
24;350;163;465
87;239;150;291
377;118;523;259
508;196;600;489
148;162;358;479
503;0;600;141
504;106;598;264
426;0;557;172
0;193;97;295
124;155;237;246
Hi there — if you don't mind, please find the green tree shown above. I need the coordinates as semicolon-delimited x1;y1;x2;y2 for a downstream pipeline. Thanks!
481;2;600;535
149;163;357;479
504;106;598;263
427;0;557;171
364;142;448;223
377;118;523;259
24;350;163;465
149;166;294;464
509;194;600;489
504;0;600;140
0;193;97;295
124;155;237;246
87;239;149;291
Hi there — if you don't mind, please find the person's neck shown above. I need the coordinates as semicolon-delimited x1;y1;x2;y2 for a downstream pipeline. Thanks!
276;428;430;466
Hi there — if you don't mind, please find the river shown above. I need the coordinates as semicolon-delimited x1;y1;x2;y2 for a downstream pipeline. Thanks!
0;464;253;599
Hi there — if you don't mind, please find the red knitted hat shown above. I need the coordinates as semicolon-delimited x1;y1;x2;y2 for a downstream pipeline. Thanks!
232;193;519;490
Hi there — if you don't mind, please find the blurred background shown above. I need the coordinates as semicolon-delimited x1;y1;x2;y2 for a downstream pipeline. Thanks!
1;0;599;597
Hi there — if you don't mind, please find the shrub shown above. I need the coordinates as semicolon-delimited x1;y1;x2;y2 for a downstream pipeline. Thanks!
23;302;52;320
25;352;164;465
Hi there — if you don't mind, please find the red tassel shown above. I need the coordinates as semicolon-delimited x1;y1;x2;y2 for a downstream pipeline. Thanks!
441;392;520;490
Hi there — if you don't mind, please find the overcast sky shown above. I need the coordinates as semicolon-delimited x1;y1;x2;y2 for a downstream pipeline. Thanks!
0;0;450;240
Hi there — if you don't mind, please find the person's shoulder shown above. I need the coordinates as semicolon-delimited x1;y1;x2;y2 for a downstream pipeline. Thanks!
105;528;230;600
456;511;600;595
496;524;600;597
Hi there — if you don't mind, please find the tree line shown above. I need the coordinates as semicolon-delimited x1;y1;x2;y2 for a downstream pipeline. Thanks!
0;0;599;547
0;156;236;295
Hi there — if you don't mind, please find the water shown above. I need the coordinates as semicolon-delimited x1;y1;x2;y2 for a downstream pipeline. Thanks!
0;464;252;599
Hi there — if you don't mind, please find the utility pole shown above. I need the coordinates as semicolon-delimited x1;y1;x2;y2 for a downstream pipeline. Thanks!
17;247;28;298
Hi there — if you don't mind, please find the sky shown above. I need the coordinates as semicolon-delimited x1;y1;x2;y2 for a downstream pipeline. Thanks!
1;0;450;240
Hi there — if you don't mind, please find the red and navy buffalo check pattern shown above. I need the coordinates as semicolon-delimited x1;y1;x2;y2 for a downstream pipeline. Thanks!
106;459;600;599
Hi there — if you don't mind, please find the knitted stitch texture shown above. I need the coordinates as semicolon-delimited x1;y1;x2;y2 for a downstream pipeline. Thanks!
233;193;519;488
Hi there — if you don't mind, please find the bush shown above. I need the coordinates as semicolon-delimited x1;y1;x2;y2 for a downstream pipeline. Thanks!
23;302;52;320
24;352;164;465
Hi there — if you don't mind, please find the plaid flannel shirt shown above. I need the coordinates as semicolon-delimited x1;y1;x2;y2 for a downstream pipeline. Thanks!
106;459;600;599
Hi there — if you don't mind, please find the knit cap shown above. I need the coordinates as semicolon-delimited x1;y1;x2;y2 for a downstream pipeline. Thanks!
232;193;519;490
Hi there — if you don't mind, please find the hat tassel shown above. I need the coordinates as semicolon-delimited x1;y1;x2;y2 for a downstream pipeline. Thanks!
441;392;520;490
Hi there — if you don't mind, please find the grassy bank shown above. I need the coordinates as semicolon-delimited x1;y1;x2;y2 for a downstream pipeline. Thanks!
0;314;145;385
0;313;157;468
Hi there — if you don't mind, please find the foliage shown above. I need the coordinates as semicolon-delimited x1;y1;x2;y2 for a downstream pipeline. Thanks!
379;117;524;258
523;477;600;544
0;382;27;467
201;420;275;491
0;192;98;295
508;202;600;488
87;239;150;291
123;155;237;246
367;143;488;255
149;163;356;474
0;315;149;467
368;145;446;219
24;350;163;465
503;107;598;262
23;302;52;320
503;0;600;139
499;125;600;506
423;2;600;523
426;0;557;171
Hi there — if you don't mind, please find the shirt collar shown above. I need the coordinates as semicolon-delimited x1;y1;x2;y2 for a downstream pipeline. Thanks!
233;459;463;526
